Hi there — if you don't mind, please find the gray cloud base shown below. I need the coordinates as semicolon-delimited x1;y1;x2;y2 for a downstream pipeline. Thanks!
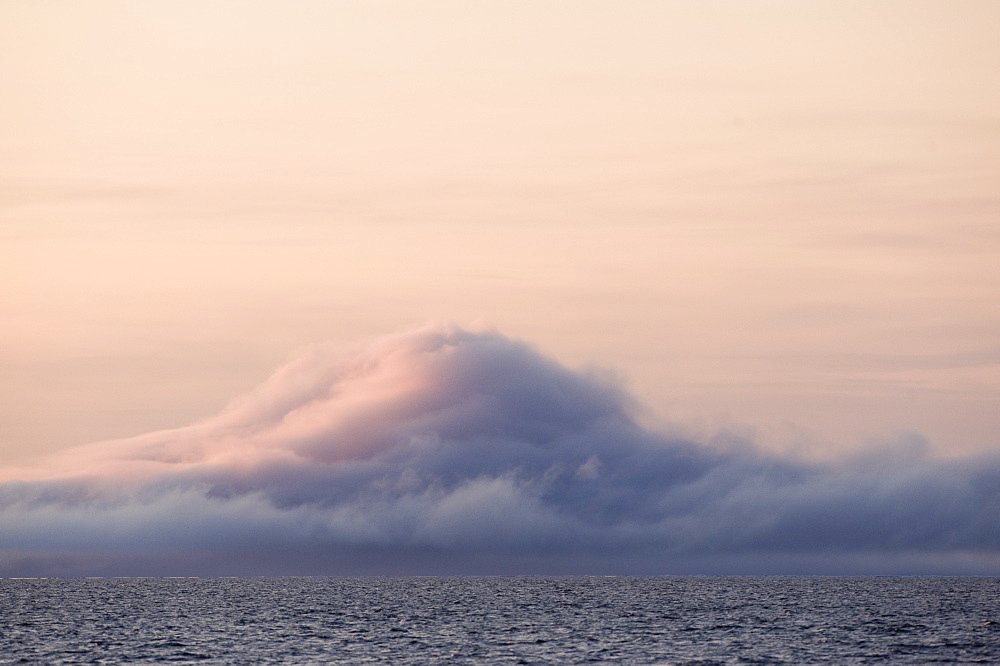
1;325;997;576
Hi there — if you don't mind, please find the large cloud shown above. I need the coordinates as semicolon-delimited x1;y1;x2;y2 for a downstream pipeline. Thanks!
1;324;997;576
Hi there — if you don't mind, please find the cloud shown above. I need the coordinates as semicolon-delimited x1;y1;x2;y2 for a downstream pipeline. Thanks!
1;323;997;576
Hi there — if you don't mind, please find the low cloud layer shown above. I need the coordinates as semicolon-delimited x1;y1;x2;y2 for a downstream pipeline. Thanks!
1;324;997;576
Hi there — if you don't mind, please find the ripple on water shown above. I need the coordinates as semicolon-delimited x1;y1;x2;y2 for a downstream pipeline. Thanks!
1;576;999;664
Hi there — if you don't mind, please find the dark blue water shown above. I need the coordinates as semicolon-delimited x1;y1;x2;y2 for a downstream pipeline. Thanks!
2;577;998;664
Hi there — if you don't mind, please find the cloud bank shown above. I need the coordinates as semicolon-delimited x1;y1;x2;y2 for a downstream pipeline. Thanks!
1;324;997;576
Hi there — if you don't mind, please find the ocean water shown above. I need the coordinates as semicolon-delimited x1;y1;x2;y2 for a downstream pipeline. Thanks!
2;577;998;664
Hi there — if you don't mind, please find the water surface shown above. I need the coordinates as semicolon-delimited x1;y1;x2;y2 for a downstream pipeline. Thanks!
3;576;998;664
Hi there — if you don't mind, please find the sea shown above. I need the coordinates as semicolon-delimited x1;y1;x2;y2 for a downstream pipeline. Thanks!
2;576;998;664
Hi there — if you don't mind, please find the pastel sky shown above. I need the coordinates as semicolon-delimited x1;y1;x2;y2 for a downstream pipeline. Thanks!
1;2;998;575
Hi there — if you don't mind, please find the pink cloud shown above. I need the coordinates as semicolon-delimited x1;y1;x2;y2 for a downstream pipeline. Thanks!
1;323;997;576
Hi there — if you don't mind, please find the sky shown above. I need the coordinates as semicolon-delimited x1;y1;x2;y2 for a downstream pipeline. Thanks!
1;1;999;575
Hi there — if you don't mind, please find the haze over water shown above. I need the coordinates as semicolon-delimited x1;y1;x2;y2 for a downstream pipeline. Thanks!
1;325;997;577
